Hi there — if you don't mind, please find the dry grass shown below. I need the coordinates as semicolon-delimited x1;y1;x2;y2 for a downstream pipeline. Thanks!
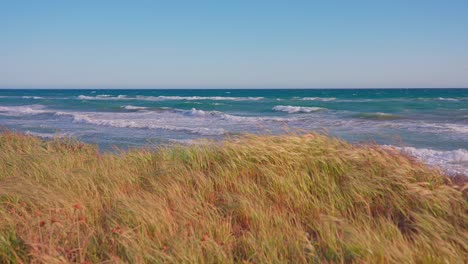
0;132;466;263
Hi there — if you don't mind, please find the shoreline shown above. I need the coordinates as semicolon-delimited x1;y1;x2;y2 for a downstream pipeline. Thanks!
15;129;468;178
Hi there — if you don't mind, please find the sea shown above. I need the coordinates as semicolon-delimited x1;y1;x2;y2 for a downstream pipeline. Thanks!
0;89;467;175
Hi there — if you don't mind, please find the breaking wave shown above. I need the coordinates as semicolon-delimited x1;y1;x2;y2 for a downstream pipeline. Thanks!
301;97;336;101
22;96;44;99
353;112;404;120
273;105;326;113
63;112;227;136
0;105;51;115
436;97;466;102
392;146;468;175
24;131;75;138
78;95;128;100
78;95;264;101
0;105;294;136
122;105;149;110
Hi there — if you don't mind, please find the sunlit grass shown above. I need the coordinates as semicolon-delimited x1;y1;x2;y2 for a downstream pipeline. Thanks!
0;132;466;263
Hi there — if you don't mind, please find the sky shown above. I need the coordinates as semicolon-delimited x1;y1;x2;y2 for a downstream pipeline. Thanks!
1;0;468;89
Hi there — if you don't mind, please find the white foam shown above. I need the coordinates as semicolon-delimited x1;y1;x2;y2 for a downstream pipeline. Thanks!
183;108;293;122
437;97;461;101
25;131;75;138
301;97;336;101
78;95;127;100
22;96;44;99
63;112;226;136
374;112;394;117
182;108;244;121
168;138;204;145
442;124;468;134
0;105;51;116
49;106;298;136
390;146;468;175
78;95;264;101
420;123;468;134
122;105;148;110
137;95;264;101
0;105;236;135
273;105;326;113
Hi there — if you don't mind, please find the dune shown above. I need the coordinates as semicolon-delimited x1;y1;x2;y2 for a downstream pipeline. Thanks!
0;132;466;263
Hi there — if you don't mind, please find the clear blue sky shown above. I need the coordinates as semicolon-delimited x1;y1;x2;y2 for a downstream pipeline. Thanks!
1;0;467;88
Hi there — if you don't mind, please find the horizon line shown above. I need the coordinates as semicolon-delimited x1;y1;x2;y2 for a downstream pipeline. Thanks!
1;87;467;90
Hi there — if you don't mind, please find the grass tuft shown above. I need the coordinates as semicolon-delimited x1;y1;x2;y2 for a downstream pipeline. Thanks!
0;132;466;263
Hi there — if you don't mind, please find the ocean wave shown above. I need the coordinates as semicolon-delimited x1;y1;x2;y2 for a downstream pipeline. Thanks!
436;97;466;102
176;108;291;122
442;124;468;134
273;105;326;113
0;105;51;116
334;98;397;103
0;104;291;124
419;123;468;134
122;105;149;110
0;105;229;136
182;108;243;121
50;107;290;135
137;95;265;101
168;138;204;145
22;96;44;99
78;95;128;100
121;106;292;122
25;131;75;138
64;112;226;136
353;112;404;120
391;146;468;175
410;97;467;102
78;95;264;101
56;106;299;135
301;97;336;101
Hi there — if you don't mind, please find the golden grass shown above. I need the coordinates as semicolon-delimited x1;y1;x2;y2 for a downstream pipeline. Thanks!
0;132;466;263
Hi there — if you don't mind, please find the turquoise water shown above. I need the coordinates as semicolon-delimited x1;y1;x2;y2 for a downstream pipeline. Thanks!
0;89;467;174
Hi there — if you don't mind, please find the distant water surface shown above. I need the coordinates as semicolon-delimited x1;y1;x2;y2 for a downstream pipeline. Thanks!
0;89;467;175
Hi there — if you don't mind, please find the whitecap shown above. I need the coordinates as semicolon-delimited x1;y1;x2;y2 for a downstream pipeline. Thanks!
78;95;128;100
22;96;44;99
273;105;326;113
420;123;468;134
60;112;226;136
168;138;204;145
301;97;336;101
50;106;295;136
25;131;75;138
353;112;404;120
122;105;148;110
135;95;264;101
77;95;263;101
390;146;468;175
437;97;460;101
0;105;51;116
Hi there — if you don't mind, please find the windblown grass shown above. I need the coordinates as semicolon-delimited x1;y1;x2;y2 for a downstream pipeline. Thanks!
0;132;466;263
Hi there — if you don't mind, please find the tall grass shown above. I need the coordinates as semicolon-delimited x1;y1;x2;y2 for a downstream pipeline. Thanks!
0;132;466;263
